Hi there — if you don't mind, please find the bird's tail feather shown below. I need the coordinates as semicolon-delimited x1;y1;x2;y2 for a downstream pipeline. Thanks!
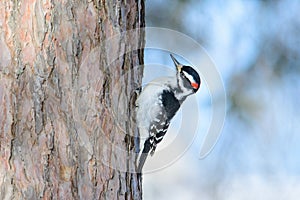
137;152;149;174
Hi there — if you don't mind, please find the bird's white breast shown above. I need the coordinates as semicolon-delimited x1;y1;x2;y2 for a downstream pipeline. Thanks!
136;77;175;137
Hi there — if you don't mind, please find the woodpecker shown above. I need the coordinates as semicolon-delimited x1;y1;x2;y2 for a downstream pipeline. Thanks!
136;54;201;173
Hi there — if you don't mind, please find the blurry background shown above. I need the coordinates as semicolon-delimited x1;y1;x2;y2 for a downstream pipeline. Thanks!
143;1;300;199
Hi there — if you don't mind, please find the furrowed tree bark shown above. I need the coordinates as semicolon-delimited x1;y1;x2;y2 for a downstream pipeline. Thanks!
0;0;145;199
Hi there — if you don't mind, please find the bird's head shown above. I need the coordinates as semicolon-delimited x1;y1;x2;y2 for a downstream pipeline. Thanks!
170;54;201;93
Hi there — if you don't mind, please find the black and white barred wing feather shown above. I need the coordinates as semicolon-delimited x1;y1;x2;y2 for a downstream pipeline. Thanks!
137;111;170;173
137;89;181;173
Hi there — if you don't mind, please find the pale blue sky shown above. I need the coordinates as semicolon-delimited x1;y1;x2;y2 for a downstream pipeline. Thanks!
143;1;300;199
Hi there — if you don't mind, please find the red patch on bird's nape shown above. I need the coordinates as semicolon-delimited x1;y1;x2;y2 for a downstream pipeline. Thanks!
191;82;199;89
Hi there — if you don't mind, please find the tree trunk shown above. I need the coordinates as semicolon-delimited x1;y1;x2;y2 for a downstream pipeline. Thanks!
0;0;145;199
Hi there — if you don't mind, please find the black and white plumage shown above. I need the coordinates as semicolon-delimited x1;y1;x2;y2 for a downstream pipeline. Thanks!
136;54;201;173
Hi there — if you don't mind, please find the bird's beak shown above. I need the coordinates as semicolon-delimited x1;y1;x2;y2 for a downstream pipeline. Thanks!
170;54;182;72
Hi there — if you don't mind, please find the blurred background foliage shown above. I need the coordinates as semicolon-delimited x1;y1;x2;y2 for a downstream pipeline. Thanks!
144;0;300;199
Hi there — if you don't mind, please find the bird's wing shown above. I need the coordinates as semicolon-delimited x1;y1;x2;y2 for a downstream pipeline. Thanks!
137;112;169;173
